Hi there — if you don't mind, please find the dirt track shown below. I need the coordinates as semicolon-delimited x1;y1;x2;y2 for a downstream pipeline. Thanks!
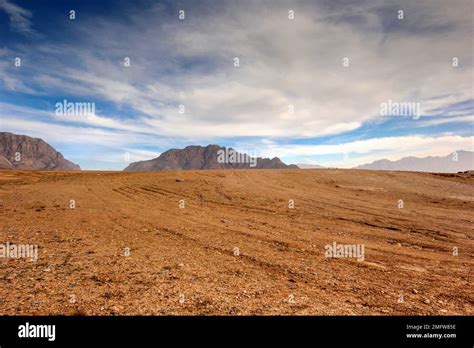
0;169;472;315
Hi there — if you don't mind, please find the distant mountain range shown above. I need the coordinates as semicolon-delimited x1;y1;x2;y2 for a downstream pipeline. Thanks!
355;150;473;173
0;132;80;170
124;144;297;171
297;163;325;169
1;131;472;173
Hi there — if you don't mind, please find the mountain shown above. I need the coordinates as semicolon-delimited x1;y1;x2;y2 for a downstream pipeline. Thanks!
297;163;325;169
124;144;298;171
0;132;80;170
355;150;473;173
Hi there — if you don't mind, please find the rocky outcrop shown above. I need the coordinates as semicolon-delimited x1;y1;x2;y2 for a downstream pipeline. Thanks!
0;132;80;170
124;144;297;171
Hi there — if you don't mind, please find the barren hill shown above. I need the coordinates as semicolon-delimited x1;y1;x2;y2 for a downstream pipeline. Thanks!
124;144;297;171
0;132;80;170
356;150;473;173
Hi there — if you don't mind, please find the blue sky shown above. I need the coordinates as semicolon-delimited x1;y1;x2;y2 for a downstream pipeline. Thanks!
0;0;472;170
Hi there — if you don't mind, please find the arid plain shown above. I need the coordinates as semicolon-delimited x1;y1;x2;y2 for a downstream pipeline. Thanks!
0;169;472;315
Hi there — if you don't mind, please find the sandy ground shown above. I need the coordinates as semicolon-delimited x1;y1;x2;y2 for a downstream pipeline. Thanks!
0;169;472;315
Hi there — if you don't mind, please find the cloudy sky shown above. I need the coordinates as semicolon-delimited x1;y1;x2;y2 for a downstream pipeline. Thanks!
0;0;472;170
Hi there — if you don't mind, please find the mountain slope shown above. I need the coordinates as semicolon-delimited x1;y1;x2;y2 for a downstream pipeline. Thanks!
0;132;80;170
355;150;473;173
297;163;325;169
124;144;297;171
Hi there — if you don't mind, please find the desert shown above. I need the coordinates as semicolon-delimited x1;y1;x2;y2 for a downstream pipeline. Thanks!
0;168;472;315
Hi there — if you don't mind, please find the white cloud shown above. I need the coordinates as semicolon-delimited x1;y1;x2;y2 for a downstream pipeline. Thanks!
418;115;474;127
0;0;38;37
0;116;130;146
1;0;471;140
